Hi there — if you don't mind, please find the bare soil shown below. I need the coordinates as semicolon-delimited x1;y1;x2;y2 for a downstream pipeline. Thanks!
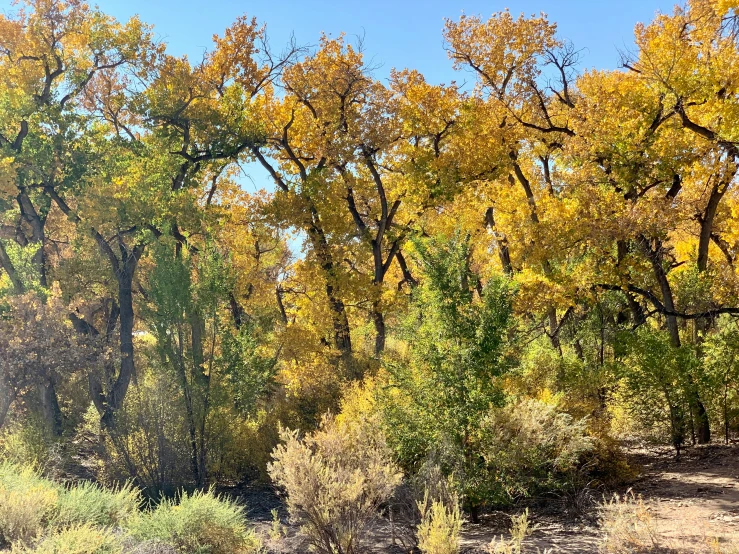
625;443;739;552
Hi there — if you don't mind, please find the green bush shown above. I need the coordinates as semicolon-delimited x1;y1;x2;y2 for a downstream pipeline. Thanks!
378;235;516;518
0;418;54;469
128;489;262;554
12;524;123;554
103;374;192;496
0;463;59;546
615;327;699;453
54;481;141;528
473;398;593;505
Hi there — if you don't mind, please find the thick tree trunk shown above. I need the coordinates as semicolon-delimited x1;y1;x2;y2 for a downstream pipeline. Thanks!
484;208;513;275
306;217;353;363
641;238;681;347
255;149;354;363
0;384;15;431
47;186;144;428
112;270;136;409
38;379;63;436
17;190;48;288
693;392;711;444
100;251;143;429
548;307;563;355
189;308;209;488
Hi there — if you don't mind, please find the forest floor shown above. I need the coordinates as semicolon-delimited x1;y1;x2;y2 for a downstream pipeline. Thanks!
245;443;739;553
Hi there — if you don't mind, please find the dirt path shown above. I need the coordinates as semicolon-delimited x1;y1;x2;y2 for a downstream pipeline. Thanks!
628;444;739;552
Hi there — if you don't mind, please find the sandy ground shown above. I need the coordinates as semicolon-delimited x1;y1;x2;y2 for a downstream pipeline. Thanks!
247;443;739;553
627;444;739;552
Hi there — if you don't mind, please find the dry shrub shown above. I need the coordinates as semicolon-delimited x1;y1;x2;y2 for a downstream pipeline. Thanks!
487;510;536;554
268;413;402;554
599;492;662;553
479;399;593;499
704;537;739;554
416;490;462;554
388;462;461;550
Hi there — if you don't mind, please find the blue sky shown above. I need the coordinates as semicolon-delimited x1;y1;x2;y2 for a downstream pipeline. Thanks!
91;0;675;84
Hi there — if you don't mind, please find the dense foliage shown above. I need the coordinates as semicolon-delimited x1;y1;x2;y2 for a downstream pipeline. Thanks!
2;0;739;539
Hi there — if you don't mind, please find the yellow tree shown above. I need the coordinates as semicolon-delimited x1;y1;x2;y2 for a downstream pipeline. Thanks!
54;14;296;435
251;36;464;361
0;0;155;289
564;0;739;441
444;10;580;351
443;2;739;443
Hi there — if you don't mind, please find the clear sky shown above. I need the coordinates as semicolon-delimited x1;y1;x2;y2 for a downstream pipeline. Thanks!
88;0;676;85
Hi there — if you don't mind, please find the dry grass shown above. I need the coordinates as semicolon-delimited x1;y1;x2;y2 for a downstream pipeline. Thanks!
599;491;664;553
486;510;553;554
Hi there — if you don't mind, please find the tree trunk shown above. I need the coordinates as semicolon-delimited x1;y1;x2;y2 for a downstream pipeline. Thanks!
38;379;63;436
688;375;711;444
641;238;681;346
484;208;513;275
306;216;353;363
101;250;143;429
112;268;136;409
190;308;209;488
548;307;563;355
640;237;711;443
372;301;386;356
0;384;15;431
17;190;48;288
46;186;144;428
725;382;730;444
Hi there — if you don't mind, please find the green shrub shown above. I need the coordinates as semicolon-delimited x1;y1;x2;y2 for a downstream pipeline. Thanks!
616;327;698;453
472;398;593;506
11;524;123;554
103;374;192;496
0;418;53;469
0;463;59;546
54;481;141;528
268;414;402;554
128;489;262;554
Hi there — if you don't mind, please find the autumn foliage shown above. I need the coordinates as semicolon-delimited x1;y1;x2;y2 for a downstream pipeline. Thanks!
1;1;739;549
